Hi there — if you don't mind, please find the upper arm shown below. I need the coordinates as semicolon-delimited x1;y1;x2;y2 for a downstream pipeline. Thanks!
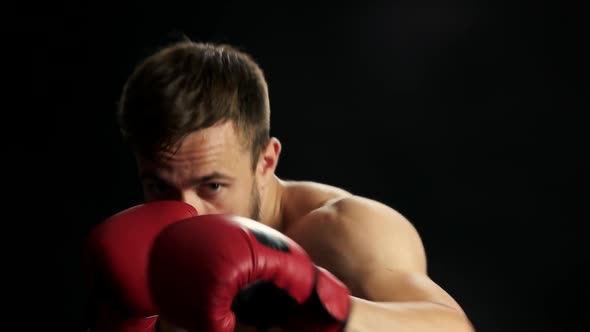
285;196;465;314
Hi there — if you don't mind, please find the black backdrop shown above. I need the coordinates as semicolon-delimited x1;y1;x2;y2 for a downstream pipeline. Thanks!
9;1;586;331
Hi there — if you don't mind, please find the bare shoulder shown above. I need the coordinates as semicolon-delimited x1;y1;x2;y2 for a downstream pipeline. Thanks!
285;195;427;294
288;195;468;313
279;179;352;228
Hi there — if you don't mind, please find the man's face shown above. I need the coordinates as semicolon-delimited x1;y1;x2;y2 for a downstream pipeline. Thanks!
135;121;261;220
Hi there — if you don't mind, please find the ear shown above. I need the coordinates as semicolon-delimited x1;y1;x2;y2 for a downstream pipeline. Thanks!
256;137;282;180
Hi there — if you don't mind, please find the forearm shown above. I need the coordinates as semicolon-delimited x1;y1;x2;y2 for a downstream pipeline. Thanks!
344;297;475;332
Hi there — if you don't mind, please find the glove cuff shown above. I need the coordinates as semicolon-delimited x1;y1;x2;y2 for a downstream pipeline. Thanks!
287;266;351;332
88;298;158;332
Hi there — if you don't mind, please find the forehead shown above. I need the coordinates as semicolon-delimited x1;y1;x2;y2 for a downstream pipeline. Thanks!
137;122;249;173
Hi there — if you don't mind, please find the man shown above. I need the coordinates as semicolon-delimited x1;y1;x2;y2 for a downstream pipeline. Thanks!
88;39;474;332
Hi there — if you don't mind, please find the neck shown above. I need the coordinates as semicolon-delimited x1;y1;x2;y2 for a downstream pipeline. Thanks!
260;175;286;231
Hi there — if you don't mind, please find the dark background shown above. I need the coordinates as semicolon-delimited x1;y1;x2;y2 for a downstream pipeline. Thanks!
10;1;586;331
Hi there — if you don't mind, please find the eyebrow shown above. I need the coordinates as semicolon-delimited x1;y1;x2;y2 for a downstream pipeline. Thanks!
140;171;234;186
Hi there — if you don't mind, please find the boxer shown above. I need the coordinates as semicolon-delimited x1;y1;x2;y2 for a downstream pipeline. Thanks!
85;39;474;331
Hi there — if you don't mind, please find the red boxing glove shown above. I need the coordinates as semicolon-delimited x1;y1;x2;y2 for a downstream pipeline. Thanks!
148;214;351;332
83;200;198;332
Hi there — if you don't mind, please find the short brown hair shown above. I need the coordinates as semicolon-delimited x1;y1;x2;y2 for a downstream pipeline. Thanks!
117;40;270;169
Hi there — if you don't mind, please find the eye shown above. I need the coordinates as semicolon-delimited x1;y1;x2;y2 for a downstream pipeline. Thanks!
144;181;170;195
207;183;221;191
198;182;224;198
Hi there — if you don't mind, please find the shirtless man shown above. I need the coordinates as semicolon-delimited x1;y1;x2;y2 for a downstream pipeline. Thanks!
84;40;474;332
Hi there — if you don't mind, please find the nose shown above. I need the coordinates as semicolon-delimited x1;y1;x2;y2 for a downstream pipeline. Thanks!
178;191;207;215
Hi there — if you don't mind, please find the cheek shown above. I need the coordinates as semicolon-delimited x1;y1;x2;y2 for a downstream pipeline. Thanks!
230;182;254;215
219;182;255;215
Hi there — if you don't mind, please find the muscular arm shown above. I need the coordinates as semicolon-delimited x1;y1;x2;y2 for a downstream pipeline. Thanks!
285;196;474;332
